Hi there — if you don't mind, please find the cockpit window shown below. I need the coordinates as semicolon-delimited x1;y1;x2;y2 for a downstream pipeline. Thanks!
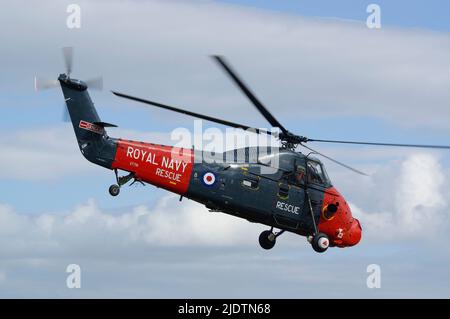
307;161;330;185
294;164;305;185
283;161;306;186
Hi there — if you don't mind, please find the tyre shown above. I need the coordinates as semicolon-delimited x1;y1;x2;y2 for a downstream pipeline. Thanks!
311;232;329;253
259;230;276;250
109;184;120;197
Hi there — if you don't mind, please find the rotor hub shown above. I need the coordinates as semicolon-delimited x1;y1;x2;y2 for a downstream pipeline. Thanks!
58;73;88;91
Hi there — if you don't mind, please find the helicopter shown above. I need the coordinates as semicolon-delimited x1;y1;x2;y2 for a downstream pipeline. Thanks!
36;48;450;253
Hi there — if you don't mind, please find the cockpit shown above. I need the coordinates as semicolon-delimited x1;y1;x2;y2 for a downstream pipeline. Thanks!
279;156;331;187
239;148;331;187
306;160;330;186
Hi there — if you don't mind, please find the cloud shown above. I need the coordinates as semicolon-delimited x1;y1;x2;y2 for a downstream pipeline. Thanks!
0;189;449;298
0;127;89;181
0;126;174;181
2;0;450;132
0;194;262;259
0;153;450;297
348;153;450;241
1;152;449;258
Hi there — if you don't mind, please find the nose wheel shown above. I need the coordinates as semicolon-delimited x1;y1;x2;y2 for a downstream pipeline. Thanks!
309;232;329;253
305;189;330;253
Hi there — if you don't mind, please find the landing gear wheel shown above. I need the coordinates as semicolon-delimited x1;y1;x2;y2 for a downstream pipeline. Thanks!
259;230;276;250
311;232;329;253
109;184;120;197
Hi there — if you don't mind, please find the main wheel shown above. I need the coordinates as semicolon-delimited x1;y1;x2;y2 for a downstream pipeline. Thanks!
259;230;276;250
109;184;120;197
311;233;329;253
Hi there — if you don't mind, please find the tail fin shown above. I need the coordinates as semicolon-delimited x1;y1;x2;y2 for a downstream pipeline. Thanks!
59;74;117;168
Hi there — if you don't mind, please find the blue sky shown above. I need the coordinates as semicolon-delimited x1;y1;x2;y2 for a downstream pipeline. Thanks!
221;0;450;32
0;0;450;298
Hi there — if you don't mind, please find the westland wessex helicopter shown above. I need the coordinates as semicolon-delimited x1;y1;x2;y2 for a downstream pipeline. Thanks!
36;48;450;253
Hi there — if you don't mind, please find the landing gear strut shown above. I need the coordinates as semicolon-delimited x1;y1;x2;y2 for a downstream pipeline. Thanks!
109;169;135;197
305;189;329;253
259;228;285;250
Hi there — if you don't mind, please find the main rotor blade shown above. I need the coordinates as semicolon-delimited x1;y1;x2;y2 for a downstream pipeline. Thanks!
212;55;288;134
301;144;368;176
307;139;450;149
112;91;274;136
62;47;73;76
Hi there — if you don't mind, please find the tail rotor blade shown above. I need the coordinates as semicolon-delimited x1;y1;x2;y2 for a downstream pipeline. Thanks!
62;46;74;76
34;76;59;91
85;76;103;90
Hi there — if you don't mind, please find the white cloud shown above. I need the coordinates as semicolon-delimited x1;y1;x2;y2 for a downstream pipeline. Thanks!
0;195;262;260
1;151;449;259
0;127;89;181
0;126;173;181
0;153;449;297
348;153;450;241
2;0;450;131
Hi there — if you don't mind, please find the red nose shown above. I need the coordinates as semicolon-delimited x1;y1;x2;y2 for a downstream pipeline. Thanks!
345;218;362;246
320;186;362;248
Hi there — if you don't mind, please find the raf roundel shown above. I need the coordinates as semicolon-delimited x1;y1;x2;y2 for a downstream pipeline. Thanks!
202;172;216;187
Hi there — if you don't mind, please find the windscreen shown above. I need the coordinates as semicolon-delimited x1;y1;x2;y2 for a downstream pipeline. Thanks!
307;160;330;185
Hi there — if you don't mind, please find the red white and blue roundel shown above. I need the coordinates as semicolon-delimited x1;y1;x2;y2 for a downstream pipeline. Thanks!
202;172;217;187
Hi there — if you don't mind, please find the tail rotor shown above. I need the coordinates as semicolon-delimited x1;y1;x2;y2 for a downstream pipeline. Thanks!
34;77;59;91
62;46;73;77
34;47;103;92
35;47;104;122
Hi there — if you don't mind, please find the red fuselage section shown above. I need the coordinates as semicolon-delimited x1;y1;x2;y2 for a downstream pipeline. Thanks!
319;187;362;247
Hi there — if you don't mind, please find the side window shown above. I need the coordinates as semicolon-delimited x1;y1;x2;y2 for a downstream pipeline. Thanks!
294;163;306;186
307;161;325;185
286;162;306;186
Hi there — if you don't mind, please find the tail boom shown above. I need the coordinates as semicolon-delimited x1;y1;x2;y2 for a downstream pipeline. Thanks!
59;74;194;195
111;140;194;195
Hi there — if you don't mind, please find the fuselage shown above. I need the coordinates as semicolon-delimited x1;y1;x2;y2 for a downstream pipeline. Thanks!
111;140;362;248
